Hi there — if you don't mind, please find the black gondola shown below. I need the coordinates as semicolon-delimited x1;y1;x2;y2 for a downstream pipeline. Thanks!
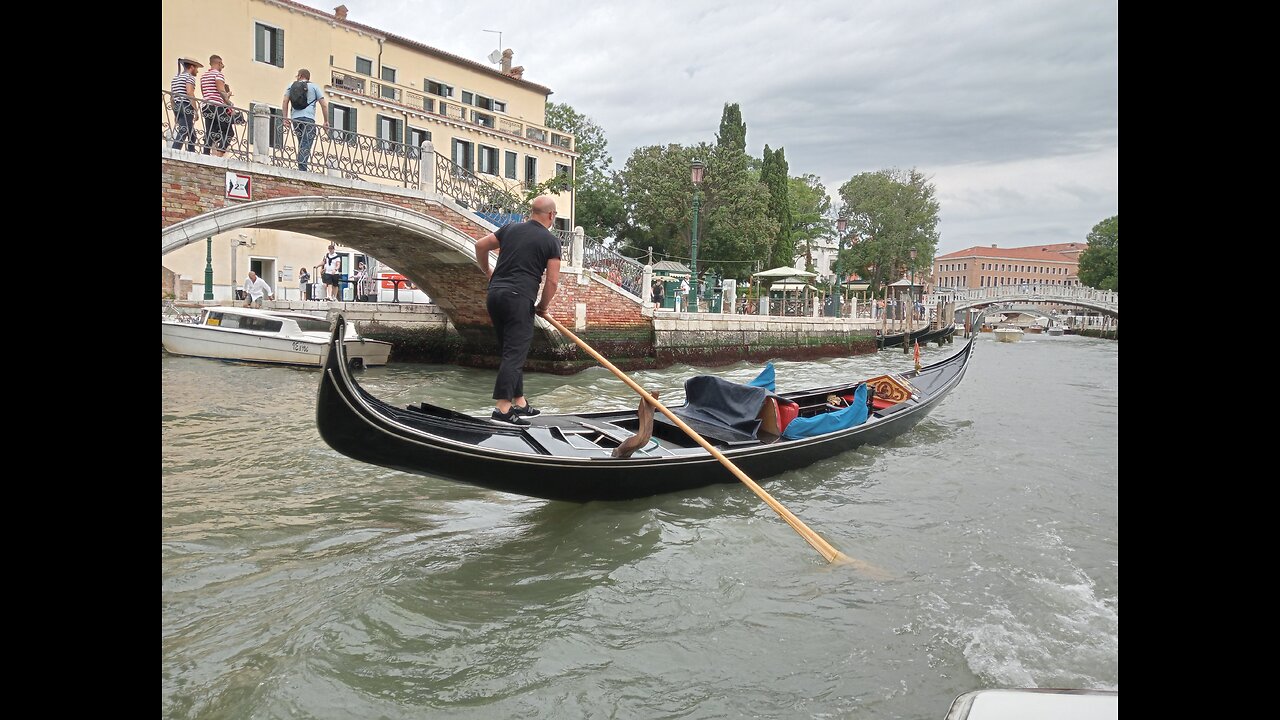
317;316;976;502
876;324;935;349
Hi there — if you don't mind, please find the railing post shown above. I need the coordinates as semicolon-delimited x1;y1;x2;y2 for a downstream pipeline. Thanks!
419;141;435;192
572;226;585;270
250;104;270;163
641;264;654;306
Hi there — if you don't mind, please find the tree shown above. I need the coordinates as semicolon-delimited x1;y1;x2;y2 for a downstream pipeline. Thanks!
761;145;794;269
788;174;832;275
716;103;746;156
1077;215;1117;291
619;141;775;282
837;168;940;296
545;101;625;238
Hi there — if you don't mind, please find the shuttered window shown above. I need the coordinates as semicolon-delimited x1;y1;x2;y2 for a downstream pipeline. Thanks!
330;104;357;144
255;23;284;67
377;115;403;152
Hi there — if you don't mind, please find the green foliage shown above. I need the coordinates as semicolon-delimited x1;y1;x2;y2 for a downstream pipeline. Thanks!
544;101;626;237
619;141;775;282
789;174;833;278
761;145;794;270
837;168;940;295
716;103;746;155
1077;215;1118;291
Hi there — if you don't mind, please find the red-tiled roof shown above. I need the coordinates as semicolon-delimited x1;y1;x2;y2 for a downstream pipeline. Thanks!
935;243;1087;261
271;0;555;95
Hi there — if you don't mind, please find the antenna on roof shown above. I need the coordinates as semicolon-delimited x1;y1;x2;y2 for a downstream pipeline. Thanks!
483;29;503;64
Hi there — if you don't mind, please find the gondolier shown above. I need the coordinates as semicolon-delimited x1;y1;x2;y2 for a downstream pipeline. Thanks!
474;196;562;425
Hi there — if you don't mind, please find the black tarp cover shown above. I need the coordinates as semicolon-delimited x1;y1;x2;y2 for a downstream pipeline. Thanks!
672;375;772;443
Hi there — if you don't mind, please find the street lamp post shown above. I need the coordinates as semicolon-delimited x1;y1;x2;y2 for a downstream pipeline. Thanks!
203;236;214;300
835;217;847;317
689;159;704;313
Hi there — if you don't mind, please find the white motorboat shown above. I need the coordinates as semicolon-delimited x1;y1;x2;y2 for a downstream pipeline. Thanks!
993;327;1024;343
1046;326;1064;336
944;689;1116;719
162;306;392;368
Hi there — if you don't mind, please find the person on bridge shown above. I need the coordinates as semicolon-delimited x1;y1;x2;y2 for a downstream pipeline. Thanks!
170;58;201;152
242;270;274;308
199;54;234;157
474;196;562;425
283;69;329;172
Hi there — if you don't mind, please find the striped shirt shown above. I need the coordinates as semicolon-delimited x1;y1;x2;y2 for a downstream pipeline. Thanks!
200;69;227;106
170;71;195;100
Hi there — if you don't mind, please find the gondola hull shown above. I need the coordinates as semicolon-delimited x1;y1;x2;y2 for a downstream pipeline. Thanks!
317;316;975;502
877;324;935;349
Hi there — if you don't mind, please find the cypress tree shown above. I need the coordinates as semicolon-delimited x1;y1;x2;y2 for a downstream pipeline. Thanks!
717;103;746;155
761;145;794;269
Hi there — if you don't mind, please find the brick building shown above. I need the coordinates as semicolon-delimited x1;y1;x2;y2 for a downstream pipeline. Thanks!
932;242;1087;290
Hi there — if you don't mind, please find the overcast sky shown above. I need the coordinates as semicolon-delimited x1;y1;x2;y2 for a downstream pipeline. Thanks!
345;0;1117;255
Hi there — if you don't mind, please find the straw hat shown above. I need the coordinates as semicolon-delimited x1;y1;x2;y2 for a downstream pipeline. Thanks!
178;57;204;69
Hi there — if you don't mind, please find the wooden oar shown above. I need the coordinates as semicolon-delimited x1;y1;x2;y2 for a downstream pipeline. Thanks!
540;313;883;572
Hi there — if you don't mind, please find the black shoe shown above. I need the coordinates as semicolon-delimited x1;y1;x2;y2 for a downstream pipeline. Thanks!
511;402;541;417
491;408;530;425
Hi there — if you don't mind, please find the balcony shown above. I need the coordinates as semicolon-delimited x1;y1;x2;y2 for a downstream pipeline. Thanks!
327;69;573;153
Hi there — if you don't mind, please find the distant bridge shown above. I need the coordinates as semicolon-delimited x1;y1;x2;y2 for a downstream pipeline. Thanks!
948;285;1117;318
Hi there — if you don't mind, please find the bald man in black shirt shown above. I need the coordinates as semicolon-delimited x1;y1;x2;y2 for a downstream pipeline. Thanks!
475;196;562;424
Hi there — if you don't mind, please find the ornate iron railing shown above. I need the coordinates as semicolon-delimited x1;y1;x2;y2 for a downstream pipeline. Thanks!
582;238;645;298
433;153;528;217
162;90;254;161
551;229;575;265
163;90;421;186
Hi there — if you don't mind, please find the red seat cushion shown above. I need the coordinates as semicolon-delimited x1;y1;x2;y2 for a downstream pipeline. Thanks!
776;399;799;431
871;396;895;411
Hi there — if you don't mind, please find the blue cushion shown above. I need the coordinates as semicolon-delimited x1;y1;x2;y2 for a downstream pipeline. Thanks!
781;384;869;439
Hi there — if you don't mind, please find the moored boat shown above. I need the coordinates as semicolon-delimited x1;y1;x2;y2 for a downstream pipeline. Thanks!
162;306;392;368
316;315;976;502
877;324;934;349
993;327;1024;343
1046;326;1064;336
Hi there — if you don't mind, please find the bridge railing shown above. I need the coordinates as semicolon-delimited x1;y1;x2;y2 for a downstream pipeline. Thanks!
580;238;645;298
162;90;255;161
952;284;1117;306
163;90;422;187
432;152;529;219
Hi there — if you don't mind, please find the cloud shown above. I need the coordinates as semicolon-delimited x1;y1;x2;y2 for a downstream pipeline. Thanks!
347;0;1117;253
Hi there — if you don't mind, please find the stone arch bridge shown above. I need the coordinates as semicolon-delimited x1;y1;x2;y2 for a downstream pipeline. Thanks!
949;285;1118;318
161;150;650;368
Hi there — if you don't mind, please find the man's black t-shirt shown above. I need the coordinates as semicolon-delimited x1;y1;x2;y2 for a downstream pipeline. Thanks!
488;220;561;301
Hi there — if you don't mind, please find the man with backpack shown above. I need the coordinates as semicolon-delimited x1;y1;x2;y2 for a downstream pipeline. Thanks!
282;69;329;171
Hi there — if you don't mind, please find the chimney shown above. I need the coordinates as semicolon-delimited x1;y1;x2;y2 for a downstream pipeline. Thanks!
334;5;348;20
501;48;513;73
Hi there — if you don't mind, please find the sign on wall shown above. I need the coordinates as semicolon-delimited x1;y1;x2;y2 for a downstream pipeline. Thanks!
226;172;252;200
